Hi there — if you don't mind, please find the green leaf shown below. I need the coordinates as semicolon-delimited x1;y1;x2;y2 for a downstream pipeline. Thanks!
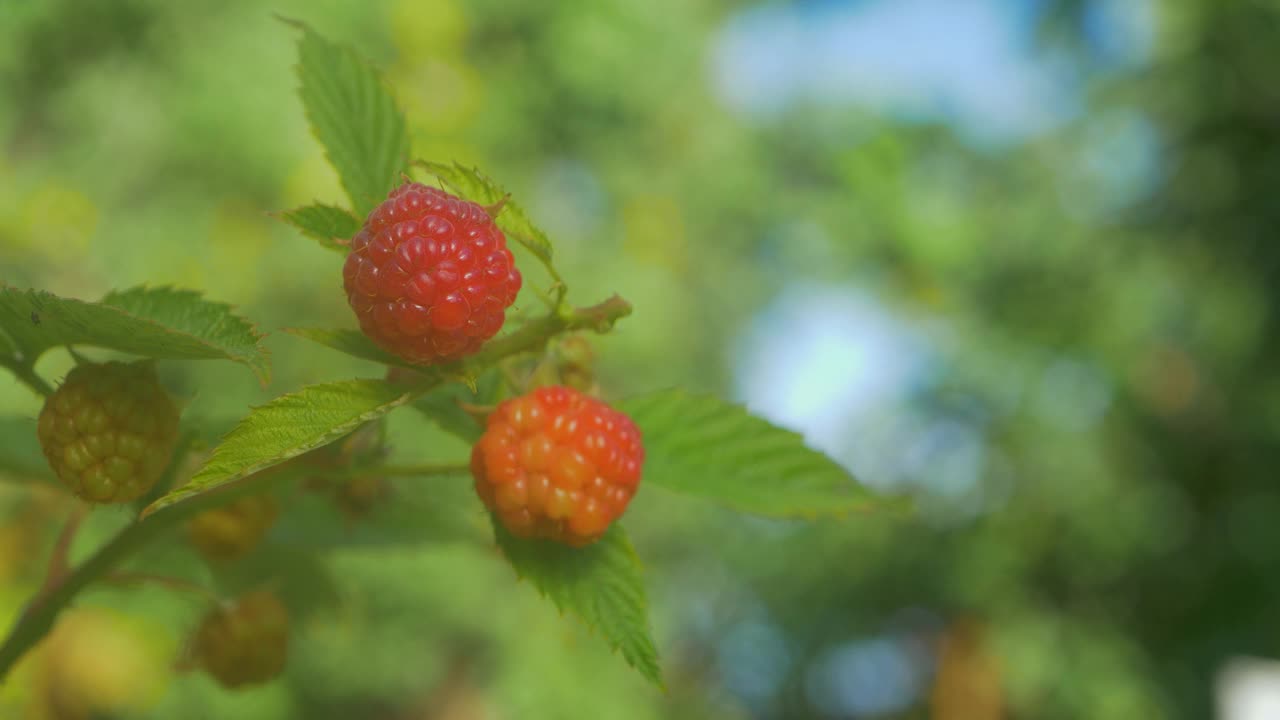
0;415;54;483
416;160;554;264
618;390;892;519
141;379;416;517
0;287;268;382
493;521;661;686
0;324;18;359
277;204;361;253
412;391;483;443
283;327;415;368
293;22;410;217
410;368;502;443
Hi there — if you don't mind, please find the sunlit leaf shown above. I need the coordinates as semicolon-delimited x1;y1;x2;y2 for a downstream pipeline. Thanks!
292;21;410;216
0;286;268;382
416;160;554;264
277;203;361;253
142;379;416;517
619;390;897;518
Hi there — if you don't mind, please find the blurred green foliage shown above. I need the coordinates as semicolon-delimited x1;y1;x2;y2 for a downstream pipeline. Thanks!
1;0;1277;718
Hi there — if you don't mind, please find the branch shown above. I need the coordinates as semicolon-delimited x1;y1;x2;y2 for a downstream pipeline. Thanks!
463;295;632;369
2;361;53;398
40;505;86;594
0;508;172;679
0;293;635;682
0;465;295;681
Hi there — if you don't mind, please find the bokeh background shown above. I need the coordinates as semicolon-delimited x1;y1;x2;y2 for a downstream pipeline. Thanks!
1;0;1277;718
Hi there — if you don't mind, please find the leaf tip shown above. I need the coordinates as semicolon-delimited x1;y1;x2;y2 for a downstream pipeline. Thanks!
137;497;167;519
274;13;306;30
482;194;510;219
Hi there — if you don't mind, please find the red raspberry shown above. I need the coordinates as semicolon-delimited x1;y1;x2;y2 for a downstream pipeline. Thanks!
190;591;289;689
471;386;644;546
343;182;523;364
36;361;180;504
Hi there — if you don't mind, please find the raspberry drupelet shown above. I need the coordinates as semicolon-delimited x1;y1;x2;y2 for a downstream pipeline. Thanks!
343;182;523;364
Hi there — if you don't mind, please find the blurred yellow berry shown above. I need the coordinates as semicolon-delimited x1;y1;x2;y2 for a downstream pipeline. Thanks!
190;591;289;689
186;494;279;563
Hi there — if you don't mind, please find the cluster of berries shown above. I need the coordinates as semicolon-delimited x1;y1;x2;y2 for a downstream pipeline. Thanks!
36;361;288;687
344;182;646;545
34;183;645;689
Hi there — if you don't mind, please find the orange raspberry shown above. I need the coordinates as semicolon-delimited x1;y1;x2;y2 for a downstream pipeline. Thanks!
471;386;644;546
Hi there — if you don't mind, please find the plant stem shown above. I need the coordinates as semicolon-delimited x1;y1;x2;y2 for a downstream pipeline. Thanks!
0;469;290;681
463;295;632;369
0;509;173;680
40;505;86;594
4;361;53;398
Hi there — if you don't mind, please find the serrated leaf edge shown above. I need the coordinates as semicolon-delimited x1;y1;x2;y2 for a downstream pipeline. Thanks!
289;20;410;216
272;202;360;252
103;284;271;384
141;380;415;517
414;160;555;264
620;389;909;519
0;285;270;383
494;523;664;687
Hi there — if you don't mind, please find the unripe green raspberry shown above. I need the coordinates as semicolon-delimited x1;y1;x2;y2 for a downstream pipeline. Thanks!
36;361;180;504
191;591;289;689
187;494;279;563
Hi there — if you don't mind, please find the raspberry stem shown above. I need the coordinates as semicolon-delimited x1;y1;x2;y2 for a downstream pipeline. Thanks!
462;295;632;369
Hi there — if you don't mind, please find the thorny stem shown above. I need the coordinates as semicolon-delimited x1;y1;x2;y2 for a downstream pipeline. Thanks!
0;293;634;683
